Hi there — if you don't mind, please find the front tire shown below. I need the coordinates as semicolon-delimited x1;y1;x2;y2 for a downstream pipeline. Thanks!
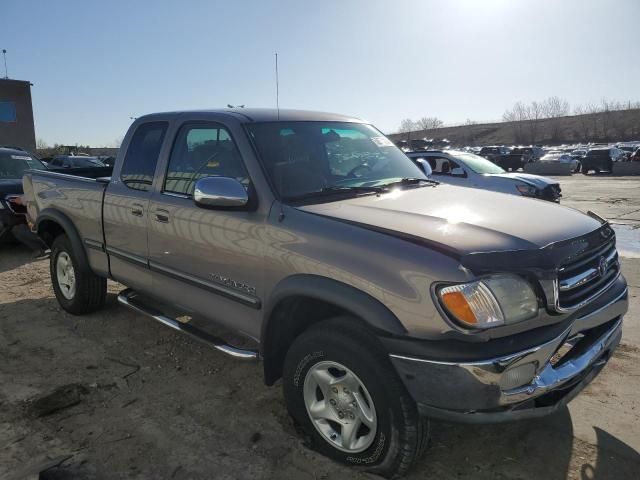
50;234;106;315
283;318;429;478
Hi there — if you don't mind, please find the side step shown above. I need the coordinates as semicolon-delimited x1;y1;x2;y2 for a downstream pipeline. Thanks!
117;289;258;360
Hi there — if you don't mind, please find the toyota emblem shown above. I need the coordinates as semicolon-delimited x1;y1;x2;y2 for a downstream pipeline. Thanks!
598;256;608;277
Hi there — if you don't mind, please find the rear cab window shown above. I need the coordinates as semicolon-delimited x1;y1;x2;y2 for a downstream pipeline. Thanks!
120;122;168;191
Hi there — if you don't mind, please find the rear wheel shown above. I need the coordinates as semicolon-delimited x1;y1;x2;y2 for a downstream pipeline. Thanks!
283;318;429;478
50;234;106;314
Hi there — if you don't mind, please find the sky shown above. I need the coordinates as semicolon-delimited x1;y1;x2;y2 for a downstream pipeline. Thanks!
2;0;639;146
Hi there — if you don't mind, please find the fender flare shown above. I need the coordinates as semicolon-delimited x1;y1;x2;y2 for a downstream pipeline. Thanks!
261;274;407;345
36;209;90;271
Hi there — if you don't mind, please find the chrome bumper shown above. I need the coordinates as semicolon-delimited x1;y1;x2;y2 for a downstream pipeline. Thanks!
390;285;627;423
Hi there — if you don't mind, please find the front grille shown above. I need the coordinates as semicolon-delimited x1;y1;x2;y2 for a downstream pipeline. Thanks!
557;238;619;310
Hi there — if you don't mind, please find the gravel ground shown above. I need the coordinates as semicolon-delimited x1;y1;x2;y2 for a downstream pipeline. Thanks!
1;175;639;479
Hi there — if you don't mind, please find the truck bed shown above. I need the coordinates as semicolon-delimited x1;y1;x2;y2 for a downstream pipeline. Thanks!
22;169;110;275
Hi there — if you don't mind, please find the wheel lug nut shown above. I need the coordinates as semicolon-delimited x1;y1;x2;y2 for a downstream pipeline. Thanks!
351;401;357;407
332;387;338;393
329;399;336;406
344;388;349;394
349;413;355;420
338;412;344;419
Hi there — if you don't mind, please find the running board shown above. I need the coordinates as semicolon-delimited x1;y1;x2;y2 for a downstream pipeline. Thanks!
117;289;258;360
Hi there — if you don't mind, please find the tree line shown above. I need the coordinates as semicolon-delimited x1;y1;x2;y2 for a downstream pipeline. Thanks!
397;97;640;144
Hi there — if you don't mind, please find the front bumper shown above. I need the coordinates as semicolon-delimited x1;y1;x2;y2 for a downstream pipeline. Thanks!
389;284;627;423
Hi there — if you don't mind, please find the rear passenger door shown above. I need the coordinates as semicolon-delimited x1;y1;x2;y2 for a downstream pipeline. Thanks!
147;121;263;337
103;121;168;293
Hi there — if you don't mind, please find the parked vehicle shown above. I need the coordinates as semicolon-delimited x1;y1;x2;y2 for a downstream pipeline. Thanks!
581;148;615;174
539;152;581;173
631;147;640;162
23;109;628;478
478;145;510;167
406;150;561;201
0;147;47;242
49;155;106;168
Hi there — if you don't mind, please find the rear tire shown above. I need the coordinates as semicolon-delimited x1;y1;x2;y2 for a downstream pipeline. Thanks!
283;317;429;479
50;234;106;315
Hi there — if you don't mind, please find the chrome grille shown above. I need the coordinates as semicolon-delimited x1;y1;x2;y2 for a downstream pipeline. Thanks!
556;238;619;310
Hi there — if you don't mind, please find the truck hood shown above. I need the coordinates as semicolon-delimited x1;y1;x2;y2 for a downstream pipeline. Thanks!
486;172;557;189
297;184;601;255
0;179;24;195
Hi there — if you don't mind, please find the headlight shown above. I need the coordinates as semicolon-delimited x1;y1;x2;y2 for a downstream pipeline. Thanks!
515;184;537;197
438;275;538;329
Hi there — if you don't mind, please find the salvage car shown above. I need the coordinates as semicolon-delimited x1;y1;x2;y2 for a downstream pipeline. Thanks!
406;149;562;201
539;152;581;173
0;147;46;242
581;148;615;174
23;109;628;478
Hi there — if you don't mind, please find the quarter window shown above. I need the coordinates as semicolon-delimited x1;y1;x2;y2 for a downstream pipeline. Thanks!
164;123;249;196
120;122;168;192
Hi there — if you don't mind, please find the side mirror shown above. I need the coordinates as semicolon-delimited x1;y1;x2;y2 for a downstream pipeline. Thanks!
415;158;433;177
194;177;249;208
450;167;466;177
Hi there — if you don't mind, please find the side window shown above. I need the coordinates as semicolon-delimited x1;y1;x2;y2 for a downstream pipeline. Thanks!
120;122;168;192
430;157;460;175
164;123;249;196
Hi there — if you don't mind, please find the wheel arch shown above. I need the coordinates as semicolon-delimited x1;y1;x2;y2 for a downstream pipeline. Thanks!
261;274;407;385
36;209;90;270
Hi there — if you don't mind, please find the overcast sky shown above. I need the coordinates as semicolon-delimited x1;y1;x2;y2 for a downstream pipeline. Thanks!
3;0;639;146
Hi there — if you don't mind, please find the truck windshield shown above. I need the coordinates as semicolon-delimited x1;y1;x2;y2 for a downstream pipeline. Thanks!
0;153;46;179
451;152;505;174
246;122;426;200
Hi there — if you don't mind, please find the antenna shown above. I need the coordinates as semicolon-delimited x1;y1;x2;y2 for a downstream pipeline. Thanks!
275;52;280;120
2;50;8;79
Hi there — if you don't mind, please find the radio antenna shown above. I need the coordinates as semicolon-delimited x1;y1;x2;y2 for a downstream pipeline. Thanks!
2;50;8;79
275;52;280;120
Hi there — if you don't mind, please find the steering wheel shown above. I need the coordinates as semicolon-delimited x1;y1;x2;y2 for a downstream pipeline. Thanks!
347;164;373;178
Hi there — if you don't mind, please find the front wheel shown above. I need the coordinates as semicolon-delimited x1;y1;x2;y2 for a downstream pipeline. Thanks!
283;318;429;478
50;234;106;315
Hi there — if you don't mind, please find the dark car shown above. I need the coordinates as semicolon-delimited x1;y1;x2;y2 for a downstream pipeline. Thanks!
49;155;106;168
581;148;614;174
0;148;47;241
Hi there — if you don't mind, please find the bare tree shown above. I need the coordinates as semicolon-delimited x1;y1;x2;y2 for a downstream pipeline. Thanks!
525;101;544;144
398;118;417;133
415;117;443;131
543;96;570;141
36;138;49;149
573;105;591;141
503;101;528;143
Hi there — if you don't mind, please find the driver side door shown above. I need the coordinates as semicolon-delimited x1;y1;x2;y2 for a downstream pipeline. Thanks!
147;121;264;337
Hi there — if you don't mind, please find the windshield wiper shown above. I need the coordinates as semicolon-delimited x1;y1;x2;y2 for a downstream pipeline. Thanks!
284;185;388;202
377;177;439;188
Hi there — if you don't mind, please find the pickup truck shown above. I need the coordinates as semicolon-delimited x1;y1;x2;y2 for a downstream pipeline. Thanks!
23;109;628;478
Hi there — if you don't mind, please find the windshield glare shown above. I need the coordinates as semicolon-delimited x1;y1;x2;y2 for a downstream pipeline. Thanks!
0;153;45;179
247;122;426;199
451;152;504;174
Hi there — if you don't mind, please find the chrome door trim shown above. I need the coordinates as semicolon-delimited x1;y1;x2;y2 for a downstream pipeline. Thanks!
148;260;261;309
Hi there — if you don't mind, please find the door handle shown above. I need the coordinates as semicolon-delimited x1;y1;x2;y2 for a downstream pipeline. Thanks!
153;209;170;223
130;203;144;217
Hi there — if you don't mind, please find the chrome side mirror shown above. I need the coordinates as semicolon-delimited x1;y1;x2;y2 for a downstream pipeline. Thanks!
415;158;433;177
194;177;249;208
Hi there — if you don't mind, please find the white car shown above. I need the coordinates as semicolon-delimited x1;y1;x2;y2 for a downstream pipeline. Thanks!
539;152;581;173
406;150;561;202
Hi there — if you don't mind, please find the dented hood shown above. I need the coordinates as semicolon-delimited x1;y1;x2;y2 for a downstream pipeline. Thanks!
297;184;602;255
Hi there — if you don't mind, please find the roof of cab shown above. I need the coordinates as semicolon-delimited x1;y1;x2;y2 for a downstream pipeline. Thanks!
136;108;365;124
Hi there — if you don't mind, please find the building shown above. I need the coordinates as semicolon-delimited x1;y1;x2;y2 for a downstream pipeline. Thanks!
0;78;36;151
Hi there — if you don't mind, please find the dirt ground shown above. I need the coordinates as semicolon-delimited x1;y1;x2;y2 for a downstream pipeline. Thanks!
1;175;639;480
